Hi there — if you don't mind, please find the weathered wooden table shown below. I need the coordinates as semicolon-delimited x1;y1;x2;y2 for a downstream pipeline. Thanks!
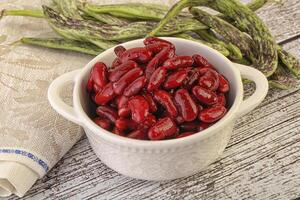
5;0;300;199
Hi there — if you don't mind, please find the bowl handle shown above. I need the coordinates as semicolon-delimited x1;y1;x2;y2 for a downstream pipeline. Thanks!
234;63;269;117
48;69;82;125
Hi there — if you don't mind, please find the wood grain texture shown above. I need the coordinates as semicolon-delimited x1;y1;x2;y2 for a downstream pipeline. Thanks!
3;0;300;199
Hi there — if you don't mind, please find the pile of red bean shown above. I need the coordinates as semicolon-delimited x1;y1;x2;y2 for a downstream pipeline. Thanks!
87;37;230;140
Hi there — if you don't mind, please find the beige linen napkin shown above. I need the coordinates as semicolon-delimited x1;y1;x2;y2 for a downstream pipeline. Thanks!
0;0;177;197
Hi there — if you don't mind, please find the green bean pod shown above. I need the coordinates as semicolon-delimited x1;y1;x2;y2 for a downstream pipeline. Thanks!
277;47;300;78
53;0;82;19
209;0;278;77
191;9;252;61
196;29;242;60
43;6;206;42
85;3;169;21
247;0;269;12
269;63;298;89
20;37;103;55
79;7;128;25
150;0;277;77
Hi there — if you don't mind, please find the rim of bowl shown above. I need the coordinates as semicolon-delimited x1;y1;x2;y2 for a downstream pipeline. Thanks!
73;37;243;149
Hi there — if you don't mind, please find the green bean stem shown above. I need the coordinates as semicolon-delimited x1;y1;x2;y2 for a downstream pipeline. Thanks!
0;9;44;19
20;37;103;55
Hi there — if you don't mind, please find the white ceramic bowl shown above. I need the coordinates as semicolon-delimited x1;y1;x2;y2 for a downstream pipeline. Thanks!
48;37;268;181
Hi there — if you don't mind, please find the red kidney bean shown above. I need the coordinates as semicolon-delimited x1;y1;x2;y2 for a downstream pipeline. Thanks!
120;47;152;64
145;42;170;54
86;37;231;140
138;114;157;130
163;56;194;70
144;114;157;127
116;95;128;109
192;54;212;68
124;76;147;97
93;84;102;94
145;46;174;79
116;96;131;117
192;86;218;105
128;96;149;123
113;68;143;95
109;60;138;82
93;117;112;130
176;132;195;138
116;95;131;118
183;68;200;89
87;76;94;92
91;62;108;90
154;90;178;118
143;37;173;46
143;93;158;113
147;67;167;91
198;67;213;75
216;93;226;106
145;57;159;79
199;105;227;123
114;45;126;57
115;118;138;131
96;105;118;123
174;89;198;121
158;47;175;64
148;117;177;140
112;57;122;69
127;129;148;140
94;83;115;105
118;107;131;118
174;115;185;124
218;74;230;93
198;122;210;131
199;69;219;91
164;69;188;90
180;121;199;132
112;127;126;136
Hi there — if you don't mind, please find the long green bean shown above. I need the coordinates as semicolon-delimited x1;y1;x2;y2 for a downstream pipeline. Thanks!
196;29;243;61
53;0;82;19
85;3;170;21
248;0;269;11
269;63;298;89
20;37;103;55
277;47;300;77
191;9;253;62
210;0;278;77
79;7;128;25
150;0;278;77
0;9;44;19
43;5;207;42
